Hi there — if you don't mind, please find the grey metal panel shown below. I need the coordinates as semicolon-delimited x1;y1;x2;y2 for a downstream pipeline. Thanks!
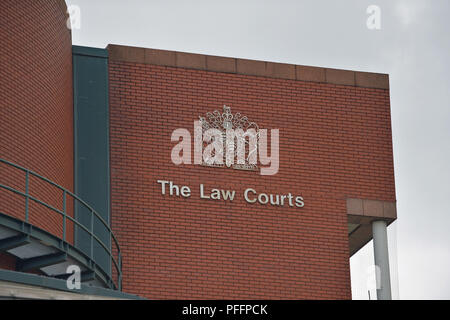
7;241;56;259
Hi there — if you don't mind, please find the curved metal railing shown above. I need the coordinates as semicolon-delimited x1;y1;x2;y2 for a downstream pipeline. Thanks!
0;158;122;290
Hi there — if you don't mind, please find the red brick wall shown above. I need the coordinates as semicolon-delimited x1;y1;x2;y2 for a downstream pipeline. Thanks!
0;252;16;270
109;59;394;299
0;0;74;254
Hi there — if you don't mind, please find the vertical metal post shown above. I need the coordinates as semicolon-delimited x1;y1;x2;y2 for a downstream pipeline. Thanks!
119;252;122;291
62;191;66;241
109;233;113;276
90;210;94;259
25;171;29;221
372;220;392;300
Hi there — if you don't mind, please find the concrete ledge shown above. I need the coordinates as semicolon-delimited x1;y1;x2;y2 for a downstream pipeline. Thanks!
236;58;266;77
347;198;397;219
355;71;390;89
296;65;326;82
145;48;176;66
266;62;296;80
109;45;145;64
326;68;355;86
176;51;206;70
106;44;389;89
206;55;236;73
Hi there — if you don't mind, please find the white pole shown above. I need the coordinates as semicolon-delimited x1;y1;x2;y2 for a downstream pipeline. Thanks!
372;220;392;300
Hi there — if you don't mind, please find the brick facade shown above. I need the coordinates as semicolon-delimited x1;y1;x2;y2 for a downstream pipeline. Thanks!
0;0;74;248
0;0;395;299
108;48;395;299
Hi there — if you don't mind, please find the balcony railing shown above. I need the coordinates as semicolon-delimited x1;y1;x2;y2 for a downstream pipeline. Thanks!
0;158;122;290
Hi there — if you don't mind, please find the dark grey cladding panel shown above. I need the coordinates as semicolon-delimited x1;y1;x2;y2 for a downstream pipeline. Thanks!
72;45;111;276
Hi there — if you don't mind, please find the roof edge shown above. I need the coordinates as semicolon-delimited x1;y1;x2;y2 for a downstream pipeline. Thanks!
73;45;109;58
106;44;389;90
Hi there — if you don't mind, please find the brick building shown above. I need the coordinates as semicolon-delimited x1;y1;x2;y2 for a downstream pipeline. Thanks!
0;0;396;300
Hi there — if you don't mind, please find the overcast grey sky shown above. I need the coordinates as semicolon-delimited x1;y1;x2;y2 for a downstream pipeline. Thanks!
65;0;450;299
